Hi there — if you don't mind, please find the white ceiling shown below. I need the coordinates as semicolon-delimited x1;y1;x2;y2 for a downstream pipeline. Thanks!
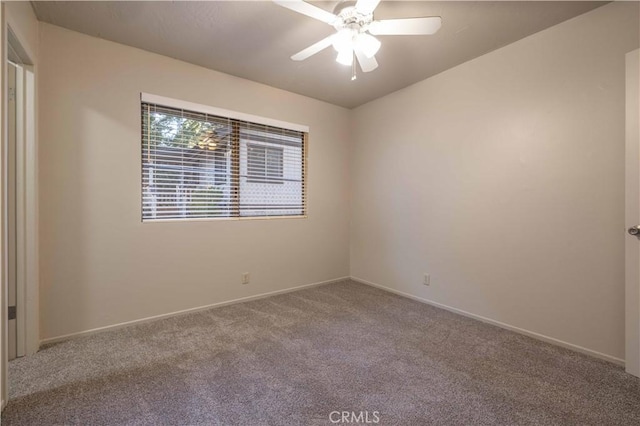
32;1;607;108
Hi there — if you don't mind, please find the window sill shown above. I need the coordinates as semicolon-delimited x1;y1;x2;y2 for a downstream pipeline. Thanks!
141;215;308;224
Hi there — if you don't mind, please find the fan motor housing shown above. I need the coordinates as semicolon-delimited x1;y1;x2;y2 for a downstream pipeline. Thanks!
332;0;358;15
333;0;373;31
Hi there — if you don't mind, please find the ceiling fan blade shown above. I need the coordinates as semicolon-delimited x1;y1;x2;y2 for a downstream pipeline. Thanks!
354;47;378;72
369;17;442;35
291;34;336;61
274;1;338;25
355;0;382;15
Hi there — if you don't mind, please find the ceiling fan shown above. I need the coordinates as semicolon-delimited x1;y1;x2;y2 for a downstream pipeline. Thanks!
274;0;442;78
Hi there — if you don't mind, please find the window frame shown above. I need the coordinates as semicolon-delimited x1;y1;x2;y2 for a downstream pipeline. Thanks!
140;93;308;223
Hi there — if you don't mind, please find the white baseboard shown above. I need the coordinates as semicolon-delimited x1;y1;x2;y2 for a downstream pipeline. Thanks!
351;276;625;366
39;275;626;367
40;276;350;345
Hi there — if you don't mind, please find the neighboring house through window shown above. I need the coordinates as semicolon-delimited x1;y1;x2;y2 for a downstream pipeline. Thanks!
247;144;284;184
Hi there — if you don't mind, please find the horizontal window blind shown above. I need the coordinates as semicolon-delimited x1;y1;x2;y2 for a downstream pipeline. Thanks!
142;101;306;221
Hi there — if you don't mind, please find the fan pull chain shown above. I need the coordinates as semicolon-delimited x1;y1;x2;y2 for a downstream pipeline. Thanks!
351;51;357;81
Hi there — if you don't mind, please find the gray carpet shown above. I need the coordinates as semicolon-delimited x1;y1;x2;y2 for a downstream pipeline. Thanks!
3;280;639;425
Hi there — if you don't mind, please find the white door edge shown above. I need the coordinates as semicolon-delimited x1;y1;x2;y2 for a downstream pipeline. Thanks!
625;48;640;377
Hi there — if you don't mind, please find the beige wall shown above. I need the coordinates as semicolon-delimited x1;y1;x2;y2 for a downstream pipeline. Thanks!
38;23;351;340
351;2;639;361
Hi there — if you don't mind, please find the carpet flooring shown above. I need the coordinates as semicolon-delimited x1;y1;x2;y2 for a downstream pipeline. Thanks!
3;280;640;425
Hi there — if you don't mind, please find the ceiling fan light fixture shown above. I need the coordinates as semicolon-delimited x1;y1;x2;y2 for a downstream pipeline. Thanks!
332;28;355;52
275;0;442;76
356;33;381;58
336;48;354;66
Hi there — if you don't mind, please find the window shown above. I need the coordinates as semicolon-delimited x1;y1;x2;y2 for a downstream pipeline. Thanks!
141;94;307;221
247;144;284;184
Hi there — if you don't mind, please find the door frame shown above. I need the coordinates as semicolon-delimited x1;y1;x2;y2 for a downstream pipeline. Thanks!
8;57;36;360
625;48;640;377
0;9;38;408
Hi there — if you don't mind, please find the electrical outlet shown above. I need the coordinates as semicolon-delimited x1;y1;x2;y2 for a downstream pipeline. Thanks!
423;273;430;286
242;272;250;285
